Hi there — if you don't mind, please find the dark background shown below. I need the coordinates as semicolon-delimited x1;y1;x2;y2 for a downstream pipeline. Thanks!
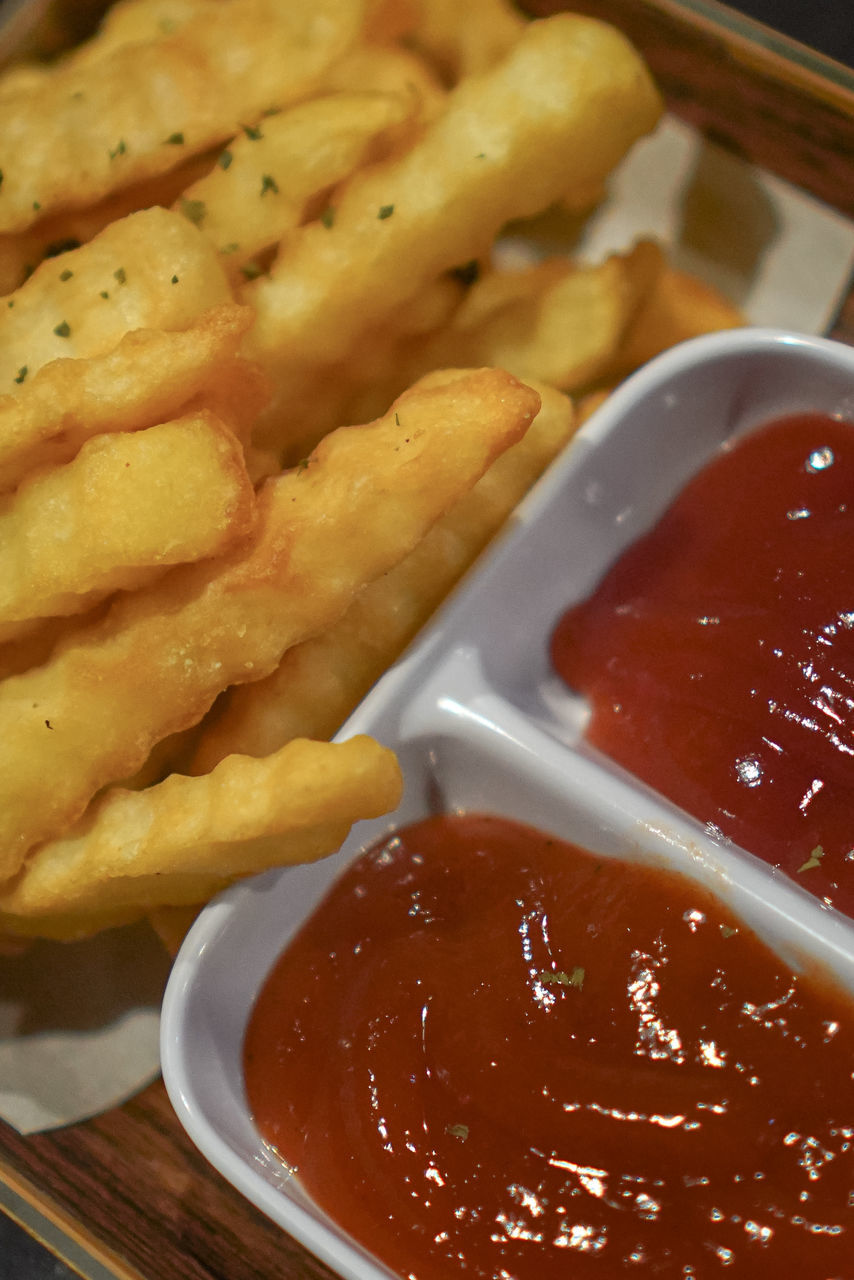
1;2;851;1279
732;0;854;66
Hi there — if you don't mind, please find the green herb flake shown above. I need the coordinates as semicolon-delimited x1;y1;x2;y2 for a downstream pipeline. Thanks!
220;242;240;255
218;149;233;171
171;274;179;284
445;1123;469;1141
108;139;127;160
59;268;73;281
53;321;71;338
297;457;311;473
260;174;279;197
99;290;109;299
14;366;27;384
165;131;185;145
242;123;263;140
32;201;41;211
720;924;738;939
320;206;335;229
113;267;127;285
7;299;14;308
538;967;585;989
378;204;394;220
798;845;825;873
180;197;206;227
240;260;264;281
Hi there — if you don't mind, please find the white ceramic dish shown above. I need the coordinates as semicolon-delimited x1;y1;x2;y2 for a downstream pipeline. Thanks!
161;326;854;1280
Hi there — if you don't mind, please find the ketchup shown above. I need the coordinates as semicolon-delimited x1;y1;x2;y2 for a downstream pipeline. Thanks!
243;813;854;1278
552;413;854;915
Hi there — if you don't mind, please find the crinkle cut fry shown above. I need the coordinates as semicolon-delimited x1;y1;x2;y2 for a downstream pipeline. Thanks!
190;382;577;769
0;302;253;492
245;13;662;453
0;736;403;930
0;0;366;234
0;410;256;643
0;207;233;389
0;367;540;878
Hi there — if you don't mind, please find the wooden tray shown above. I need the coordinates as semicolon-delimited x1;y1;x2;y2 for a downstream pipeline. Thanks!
2;3;853;1278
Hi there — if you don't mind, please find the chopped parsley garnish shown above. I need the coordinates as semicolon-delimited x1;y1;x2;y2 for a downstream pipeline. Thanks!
240;260;264;280
242;123;263;140
7;300;14;308
171;274;179;284
394;412;401;426
108;139;127;160
218;149;233;171
59;268;73;281
180;197;206;226
320;206;335;229
446;1123;469;1141
100;290;109;299
53;321;71;338
297;457;311;472
113;267;127;285
221;242;240;254
14;366;27;384
260;173;279;196
798;845;825;873
32;201;41;211
165;132;185;145
378;204;394;220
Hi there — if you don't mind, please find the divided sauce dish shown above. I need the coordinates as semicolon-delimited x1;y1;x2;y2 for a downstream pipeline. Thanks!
161;327;854;1280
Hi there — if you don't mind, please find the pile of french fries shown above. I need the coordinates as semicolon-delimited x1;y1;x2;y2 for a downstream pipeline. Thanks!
0;0;742;947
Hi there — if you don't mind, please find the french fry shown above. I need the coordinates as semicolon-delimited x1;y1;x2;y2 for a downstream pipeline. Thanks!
0;302;252;491
0;368;539;877
0;736;403;930
244;13;661;457
323;43;447;122
0;208;233;389
0;410;256;643
406;0;526;84
0;0;366;234
0;148;217;295
176;90;417;283
606;263;745;377
191;382;576;767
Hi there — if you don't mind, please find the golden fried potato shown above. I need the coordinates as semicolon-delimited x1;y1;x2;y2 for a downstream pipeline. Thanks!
0;0;366;233
607;263;745;376
0;368;539;878
245;13;661;457
0;736;402;931
323;42;447;122
0;410;255;643
176;90;417;283
0;208;233;389
192;382;576;767
404;240;666;393
0;149;217;295
0;302;252;490
406;0;526;84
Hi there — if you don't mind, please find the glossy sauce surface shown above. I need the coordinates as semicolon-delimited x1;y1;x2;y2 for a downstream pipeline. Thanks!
244;814;854;1278
552;413;854;915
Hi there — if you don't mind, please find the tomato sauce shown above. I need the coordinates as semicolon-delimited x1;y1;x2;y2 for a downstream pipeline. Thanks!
243;813;854;1278
551;413;854;916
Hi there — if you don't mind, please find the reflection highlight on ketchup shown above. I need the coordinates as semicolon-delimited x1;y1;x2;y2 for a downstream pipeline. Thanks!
243;814;854;1278
551;413;854;915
